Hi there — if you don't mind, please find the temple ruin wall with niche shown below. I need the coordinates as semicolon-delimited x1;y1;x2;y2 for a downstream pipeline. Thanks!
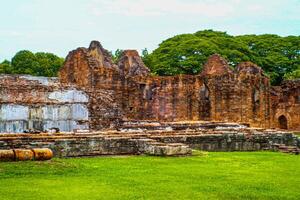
0;41;299;133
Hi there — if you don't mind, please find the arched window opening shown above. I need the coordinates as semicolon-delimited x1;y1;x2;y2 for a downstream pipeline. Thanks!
252;89;260;113
278;115;288;129
199;84;211;119
200;84;210;100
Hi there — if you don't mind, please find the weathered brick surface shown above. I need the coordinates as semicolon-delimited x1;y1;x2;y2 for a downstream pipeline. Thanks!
0;75;89;132
59;42;276;129
0;41;299;133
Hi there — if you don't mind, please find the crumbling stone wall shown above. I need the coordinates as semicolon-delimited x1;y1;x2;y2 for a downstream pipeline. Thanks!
0;75;89;132
120;54;271;128
59;41;298;130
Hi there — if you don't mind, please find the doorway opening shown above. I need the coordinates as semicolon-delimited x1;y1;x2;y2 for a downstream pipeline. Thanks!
278;115;288;129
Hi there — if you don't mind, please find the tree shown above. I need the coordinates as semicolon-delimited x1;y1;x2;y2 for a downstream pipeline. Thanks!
237;34;300;84
284;66;300;80
1;50;64;77
35;52;64;76
147;34;221;75
146;30;300;85
11;50;39;75
111;49;124;63
0;60;13;74
141;48;151;70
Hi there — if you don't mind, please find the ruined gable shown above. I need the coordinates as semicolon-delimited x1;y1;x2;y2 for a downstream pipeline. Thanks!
59;41;118;88
236;61;263;75
118;50;150;78
200;54;233;76
88;40;117;70
59;47;91;87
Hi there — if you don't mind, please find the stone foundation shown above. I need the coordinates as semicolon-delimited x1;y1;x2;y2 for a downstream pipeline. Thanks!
0;41;299;157
0;122;298;157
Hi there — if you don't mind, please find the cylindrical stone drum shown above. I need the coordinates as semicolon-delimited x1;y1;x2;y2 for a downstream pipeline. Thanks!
0;150;15;161
14;149;34;161
32;148;53;161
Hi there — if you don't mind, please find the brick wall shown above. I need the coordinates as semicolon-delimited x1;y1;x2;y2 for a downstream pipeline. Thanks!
59;41;278;129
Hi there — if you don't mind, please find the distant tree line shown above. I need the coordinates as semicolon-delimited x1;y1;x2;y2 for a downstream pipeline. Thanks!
142;30;300;85
0;50;64;77
1;30;299;84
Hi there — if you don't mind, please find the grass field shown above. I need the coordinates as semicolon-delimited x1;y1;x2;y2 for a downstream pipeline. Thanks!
0;151;299;200
294;132;300;137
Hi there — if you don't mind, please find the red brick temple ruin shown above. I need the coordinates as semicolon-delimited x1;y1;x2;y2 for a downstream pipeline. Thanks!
0;41;299;158
59;41;300;131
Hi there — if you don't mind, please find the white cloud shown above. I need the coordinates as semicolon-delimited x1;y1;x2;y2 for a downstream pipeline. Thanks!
89;0;240;17
88;0;300;20
0;31;24;37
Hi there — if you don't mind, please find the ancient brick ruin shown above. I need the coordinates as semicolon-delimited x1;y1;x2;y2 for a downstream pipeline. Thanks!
58;41;299;131
0;41;299;157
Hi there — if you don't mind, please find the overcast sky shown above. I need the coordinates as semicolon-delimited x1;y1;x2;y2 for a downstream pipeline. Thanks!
0;0;300;61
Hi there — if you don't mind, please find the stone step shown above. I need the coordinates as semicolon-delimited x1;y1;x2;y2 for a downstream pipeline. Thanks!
272;143;300;155
134;138;191;156
121;121;249;131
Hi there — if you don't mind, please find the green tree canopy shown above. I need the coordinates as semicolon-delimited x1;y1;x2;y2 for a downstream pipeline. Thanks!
1;50;64;77
35;52;64;76
111;49;124;63
0;60;13;74
284;66;300;80
144;30;300;85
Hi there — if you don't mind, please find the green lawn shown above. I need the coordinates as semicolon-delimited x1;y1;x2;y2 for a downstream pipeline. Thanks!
0;152;299;200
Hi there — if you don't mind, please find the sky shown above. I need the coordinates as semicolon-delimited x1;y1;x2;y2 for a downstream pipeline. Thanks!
0;0;300;61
